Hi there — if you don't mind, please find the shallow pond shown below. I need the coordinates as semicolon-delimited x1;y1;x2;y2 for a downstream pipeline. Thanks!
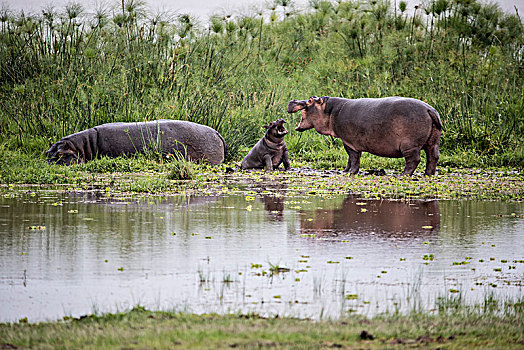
0;188;523;322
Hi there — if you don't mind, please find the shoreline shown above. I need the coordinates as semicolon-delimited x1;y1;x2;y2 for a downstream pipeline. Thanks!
1;299;523;348
2;165;522;201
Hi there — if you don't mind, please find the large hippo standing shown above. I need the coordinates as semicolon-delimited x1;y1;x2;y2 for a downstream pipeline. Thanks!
287;96;442;175
46;120;227;165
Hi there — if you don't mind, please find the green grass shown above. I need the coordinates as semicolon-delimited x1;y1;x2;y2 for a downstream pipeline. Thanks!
1;136;523;201
1;297;522;349
0;0;522;167
1;156;522;201
166;146;198;180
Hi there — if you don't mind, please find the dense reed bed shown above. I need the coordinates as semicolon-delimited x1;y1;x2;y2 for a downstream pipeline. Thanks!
0;0;522;166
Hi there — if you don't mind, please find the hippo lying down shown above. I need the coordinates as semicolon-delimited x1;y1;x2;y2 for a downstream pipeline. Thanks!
46;120;226;165
288;96;442;175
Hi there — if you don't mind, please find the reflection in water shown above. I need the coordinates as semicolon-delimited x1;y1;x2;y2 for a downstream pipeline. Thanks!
300;197;440;238
260;194;285;221
0;190;522;322
231;178;288;221
259;183;287;221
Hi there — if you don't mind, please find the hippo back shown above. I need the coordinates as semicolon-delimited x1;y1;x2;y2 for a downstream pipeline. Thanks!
326;97;437;158
95;120;225;164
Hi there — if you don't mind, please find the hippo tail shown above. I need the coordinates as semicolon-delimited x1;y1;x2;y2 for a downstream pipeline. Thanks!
218;132;228;162
428;109;442;131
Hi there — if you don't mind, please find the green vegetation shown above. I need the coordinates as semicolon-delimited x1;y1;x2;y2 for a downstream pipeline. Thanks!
0;0;523;171
1;151;523;200
166;144;198;180
1;296;523;349
1;2;522;344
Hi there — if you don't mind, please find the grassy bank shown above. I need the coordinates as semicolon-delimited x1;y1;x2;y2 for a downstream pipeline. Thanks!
1;297;523;349
0;0;523;167
1;149;523;200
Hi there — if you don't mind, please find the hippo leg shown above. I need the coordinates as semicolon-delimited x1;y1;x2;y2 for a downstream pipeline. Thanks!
401;147;421;176
423;129;441;175
342;145;361;175
423;144;439;175
282;149;291;170
263;154;274;171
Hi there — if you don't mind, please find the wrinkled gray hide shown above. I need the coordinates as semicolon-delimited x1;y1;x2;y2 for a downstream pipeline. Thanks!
288;96;442;175
241;118;291;171
46;120;226;165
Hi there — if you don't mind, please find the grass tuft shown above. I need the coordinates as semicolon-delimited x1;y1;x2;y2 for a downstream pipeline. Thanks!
166;146;197;180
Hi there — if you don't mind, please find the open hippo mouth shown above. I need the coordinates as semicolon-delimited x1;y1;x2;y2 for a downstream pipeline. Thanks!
287;100;309;131
272;118;288;137
294;110;310;132
276;124;288;136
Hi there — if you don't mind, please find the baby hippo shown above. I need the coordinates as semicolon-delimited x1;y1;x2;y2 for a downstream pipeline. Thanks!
241;119;291;171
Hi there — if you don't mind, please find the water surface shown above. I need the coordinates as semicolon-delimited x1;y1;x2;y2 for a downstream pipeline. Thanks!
0;189;522;322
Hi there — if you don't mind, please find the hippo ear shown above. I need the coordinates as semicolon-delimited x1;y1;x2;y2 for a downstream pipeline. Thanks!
56;142;69;153
319;96;328;105
306;96;318;106
57;140;78;155
313;96;326;105
264;122;273;129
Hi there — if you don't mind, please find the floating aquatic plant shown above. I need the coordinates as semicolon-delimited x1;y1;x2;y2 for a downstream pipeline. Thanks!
268;262;290;275
27;225;45;230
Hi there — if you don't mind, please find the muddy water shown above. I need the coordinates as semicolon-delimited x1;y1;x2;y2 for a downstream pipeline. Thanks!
0;189;522;322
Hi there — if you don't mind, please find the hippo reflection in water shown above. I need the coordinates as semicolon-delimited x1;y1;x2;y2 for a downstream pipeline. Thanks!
259;183;287;221
300;197;440;238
